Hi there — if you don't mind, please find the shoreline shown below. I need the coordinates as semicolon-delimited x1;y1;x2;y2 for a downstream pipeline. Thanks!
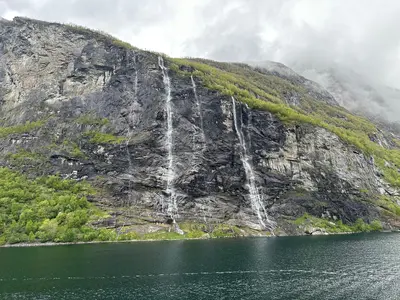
2;230;398;248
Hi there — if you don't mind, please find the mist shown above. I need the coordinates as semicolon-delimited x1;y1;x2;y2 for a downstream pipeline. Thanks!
2;0;400;120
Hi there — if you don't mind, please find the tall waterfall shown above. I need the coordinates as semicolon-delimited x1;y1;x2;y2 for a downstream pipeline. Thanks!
231;97;275;231
118;69;139;237
191;75;209;222
158;56;178;218
191;75;206;150
125;70;138;204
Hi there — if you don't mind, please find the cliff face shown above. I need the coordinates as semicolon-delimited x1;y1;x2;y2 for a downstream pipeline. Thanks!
1;17;400;239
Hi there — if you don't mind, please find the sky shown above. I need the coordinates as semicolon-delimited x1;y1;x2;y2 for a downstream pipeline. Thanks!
1;0;400;90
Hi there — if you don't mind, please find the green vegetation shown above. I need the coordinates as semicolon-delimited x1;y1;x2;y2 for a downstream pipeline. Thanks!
141;231;187;240
62;141;86;159
135;223;244;240
179;222;208;238
0;120;45;138
42;141;86;160
392;138;400;149
75;114;109;127
6;149;46;166
76;114;124;146
0;168;113;245
294;213;383;233
169;57;400;188
376;195;400;216
83;131;126;145
64;24;137;50
209;224;243;238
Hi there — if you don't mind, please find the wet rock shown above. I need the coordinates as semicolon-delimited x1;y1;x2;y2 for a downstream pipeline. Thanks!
0;17;398;235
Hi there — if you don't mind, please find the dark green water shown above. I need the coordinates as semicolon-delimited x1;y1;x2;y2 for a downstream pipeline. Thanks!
1;233;400;299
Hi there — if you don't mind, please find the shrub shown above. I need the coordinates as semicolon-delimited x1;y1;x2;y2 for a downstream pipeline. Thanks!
354;218;368;232
0;168;108;245
370;220;383;231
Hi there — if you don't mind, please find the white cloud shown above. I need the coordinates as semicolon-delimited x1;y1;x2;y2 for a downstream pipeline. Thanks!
1;0;400;118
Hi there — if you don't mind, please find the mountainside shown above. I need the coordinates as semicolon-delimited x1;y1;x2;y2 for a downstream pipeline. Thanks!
296;65;400;129
1;17;400;244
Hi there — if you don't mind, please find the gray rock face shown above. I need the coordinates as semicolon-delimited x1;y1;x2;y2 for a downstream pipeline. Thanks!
0;17;398;234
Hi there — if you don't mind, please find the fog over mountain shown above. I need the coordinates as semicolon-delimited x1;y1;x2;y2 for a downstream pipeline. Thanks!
2;0;400;120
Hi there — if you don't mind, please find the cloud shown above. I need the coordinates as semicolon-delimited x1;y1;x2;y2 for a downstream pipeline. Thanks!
185;0;400;87
2;0;400;119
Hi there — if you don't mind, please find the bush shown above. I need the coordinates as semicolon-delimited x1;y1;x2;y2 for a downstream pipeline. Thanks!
354;218;368;232
370;220;383;231
0;168;108;245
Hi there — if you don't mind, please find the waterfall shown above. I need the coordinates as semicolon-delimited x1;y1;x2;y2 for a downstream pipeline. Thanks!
158;56;178;218
191;75;211;222
231;97;275;231
191;75;206;150
125;70;138;203
118;69;139;237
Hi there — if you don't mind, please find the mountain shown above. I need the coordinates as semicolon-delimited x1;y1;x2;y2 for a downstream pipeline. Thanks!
296;65;400;129
1;17;400;245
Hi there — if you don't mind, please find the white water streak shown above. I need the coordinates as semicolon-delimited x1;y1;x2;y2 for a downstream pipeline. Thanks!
232;97;275;231
158;56;177;217
125;70;138;196
119;70;139;236
191;75;206;149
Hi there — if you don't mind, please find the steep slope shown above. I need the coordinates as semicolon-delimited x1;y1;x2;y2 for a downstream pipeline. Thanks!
1;17;400;244
296;65;400;127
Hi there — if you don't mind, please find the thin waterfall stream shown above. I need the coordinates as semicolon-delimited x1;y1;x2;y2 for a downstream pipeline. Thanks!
191;75;206;150
191;75;210;223
118;70;139;236
125;70;138;203
232;96;275;231
158;57;181;233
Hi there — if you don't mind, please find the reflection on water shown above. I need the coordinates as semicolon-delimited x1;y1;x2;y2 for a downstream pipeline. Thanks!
1;233;400;299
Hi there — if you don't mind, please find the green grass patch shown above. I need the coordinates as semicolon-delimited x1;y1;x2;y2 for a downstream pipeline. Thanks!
0;120;45;138
376;195;400;216
61;140;86;159
6;149;47;166
179;222;208;238
141;231;187;240
210;224;243;238
64;24;137;50
294;213;383;233
84;131;126;145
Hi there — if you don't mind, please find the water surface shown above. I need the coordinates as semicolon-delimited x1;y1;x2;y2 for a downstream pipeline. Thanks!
1;233;400;299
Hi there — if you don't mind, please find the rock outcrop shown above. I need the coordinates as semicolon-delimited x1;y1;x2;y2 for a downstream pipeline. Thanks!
1;17;400;237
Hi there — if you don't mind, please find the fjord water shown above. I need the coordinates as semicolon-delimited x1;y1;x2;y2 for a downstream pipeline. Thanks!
1;233;400;300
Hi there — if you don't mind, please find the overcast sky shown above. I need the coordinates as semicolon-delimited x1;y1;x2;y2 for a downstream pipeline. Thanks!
1;0;400;90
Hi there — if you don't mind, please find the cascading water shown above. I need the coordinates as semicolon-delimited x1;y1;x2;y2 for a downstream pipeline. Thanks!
231;97;275;231
191;75;206;150
118;70;139;237
158;56;179;221
125;70;138;203
191;75;211;223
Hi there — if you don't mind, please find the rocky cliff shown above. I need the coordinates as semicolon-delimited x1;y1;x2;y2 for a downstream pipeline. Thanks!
1;17;400;243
